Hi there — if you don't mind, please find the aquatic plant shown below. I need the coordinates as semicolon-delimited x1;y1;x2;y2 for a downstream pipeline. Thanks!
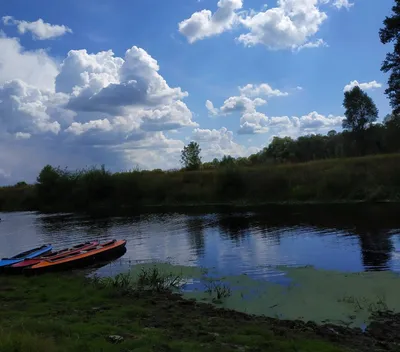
93;265;186;295
93;273;133;295
204;279;232;302
136;266;183;292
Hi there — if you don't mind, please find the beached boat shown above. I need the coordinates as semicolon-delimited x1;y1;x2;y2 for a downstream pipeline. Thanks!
26;239;127;274
0;244;52;269
8;241;99;272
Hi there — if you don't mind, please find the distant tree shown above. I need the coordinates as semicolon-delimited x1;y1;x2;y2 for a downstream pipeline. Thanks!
37;165;61;186
220;155;236;167
384;113;400;128
379;1;400;115
342;86;378;133
212;158;220;168
266;136;296;162
181;142;202;170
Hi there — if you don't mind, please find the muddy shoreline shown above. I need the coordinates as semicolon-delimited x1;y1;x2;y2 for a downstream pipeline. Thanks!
144;290;400;351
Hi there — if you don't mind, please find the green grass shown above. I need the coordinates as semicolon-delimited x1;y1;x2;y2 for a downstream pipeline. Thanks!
0;273;357;352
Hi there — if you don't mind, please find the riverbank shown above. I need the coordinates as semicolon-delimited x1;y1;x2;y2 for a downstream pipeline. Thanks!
1;153;400;214
0;273;398;352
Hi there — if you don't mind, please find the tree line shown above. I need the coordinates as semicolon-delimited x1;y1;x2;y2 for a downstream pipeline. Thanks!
181;1;400;170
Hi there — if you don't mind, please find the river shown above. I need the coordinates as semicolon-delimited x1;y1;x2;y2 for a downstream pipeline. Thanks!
1;204;400;280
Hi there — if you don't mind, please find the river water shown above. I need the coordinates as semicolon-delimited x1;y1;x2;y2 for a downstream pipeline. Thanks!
1;204;400;280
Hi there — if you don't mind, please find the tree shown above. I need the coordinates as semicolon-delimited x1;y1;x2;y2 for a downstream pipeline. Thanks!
266;136;296;162
181;142;202;170
342;86;378;133
379;1;400;115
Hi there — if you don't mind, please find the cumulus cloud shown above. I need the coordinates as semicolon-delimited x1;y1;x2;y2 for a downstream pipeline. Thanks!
0;34;200;183
238;0;328;50
343;80;382;92
220;95;266;114
2;16;72;40
63;46;189;117
178;0;243;43
206;82;286;118
239;111;343;136
192;127;259;159
0;80;62;136
179;0;350;50
238;111;269;134
0;35;58;91
239;83;288;97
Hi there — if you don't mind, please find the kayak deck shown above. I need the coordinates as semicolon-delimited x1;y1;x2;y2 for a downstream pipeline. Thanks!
27;239;127;273
0;245;53;268
11;241;99;269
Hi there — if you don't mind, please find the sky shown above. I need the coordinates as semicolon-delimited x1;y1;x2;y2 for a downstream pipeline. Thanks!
0;0;395;184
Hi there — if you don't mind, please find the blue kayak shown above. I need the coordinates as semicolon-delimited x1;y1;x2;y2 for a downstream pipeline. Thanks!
0;244;52;268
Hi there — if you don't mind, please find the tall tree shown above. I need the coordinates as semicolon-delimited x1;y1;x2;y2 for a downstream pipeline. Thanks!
379;1;400;114
181;141;202;170
342;86;378;133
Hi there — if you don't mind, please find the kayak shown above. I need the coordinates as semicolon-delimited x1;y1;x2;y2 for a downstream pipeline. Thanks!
27;239;127;274
9;241;99;271
0;244;52;268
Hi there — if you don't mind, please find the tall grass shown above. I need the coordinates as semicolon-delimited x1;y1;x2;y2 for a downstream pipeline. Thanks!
2;153;400;212
94;267;184;294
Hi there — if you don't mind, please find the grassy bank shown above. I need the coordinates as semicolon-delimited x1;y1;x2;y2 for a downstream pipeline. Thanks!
2;153;400;213
1;272;397;352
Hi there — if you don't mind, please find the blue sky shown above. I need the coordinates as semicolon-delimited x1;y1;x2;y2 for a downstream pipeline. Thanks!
0;0;395;184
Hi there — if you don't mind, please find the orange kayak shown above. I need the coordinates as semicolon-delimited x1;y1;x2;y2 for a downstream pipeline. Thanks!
10;241;99;270
26;239;127;274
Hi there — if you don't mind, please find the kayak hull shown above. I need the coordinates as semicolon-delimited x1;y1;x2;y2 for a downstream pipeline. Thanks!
5;241;99;274
25;240;127;275
0;244;52;271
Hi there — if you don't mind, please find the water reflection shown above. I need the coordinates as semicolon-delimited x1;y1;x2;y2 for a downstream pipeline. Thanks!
0;204;400;279
357;228;394;271
185;217;206;256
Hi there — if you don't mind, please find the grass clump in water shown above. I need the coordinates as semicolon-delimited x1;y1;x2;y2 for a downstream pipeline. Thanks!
94;265;185;294
135;266;184;292
204;279;232;303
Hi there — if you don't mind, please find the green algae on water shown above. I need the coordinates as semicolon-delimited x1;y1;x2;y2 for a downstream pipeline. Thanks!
128;263;400;328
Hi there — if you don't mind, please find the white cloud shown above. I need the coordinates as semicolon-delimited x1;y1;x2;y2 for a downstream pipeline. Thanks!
205;99;219;116
179;0;351;50
330;0;354;10
299;111;343;132
239;111;343;136
238;0;328;50
296;38;328;51
63;46;188;115
0;34;200;183
239;83;288;97
0;80;61;136
178;0;243;43
192;127;259;159
2;16;72;40
206;82;287;118
343;80;382;92
15;132;31;140
238;111;269;134
139;101;198;131
0;35;58;91
220;95;266;114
